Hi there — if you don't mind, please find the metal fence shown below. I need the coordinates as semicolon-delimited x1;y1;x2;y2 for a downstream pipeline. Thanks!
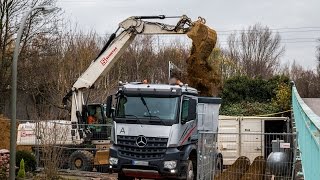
17;120;298;180
198;132;297;180
292;86;320;179
198;132;218;180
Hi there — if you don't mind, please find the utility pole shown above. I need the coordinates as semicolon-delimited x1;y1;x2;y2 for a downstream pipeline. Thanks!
10;6;57;180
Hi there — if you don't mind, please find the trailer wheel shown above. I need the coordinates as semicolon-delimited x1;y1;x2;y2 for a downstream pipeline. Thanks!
69;150;93;171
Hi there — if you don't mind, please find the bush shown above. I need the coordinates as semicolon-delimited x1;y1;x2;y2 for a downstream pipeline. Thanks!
220;75;290;104
219;75;291;116
16;150;36;172
220;102;279;116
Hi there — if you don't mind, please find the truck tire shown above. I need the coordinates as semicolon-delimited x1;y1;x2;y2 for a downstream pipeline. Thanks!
69;150;94;171
186;160;195;180
118;173;134;180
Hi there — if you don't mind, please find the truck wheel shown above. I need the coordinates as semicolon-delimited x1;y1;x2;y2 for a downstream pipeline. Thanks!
186;160;195;180
118;173;134;180
69;150;94;171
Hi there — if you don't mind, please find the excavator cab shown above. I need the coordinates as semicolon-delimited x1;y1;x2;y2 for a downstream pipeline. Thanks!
83;103;111;141
85;104;105;124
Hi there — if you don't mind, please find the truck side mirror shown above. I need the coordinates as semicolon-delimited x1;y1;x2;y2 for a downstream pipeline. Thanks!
106;95;113;118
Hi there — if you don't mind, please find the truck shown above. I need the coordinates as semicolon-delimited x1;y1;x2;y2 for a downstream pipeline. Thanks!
17;14;222;178
106;81;222;180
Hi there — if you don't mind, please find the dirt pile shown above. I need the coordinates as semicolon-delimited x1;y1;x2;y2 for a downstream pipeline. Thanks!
186;20;218;96
215;156;251;180
0;115;11;150
240;156;266;180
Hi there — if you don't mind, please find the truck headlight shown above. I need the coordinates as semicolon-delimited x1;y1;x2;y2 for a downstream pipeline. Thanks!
164;160;177;169
109;157;118;165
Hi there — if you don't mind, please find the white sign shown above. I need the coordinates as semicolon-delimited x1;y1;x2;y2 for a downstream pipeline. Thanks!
280;142;290;149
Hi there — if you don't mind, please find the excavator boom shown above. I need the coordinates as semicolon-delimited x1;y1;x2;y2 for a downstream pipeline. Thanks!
72;15;192;90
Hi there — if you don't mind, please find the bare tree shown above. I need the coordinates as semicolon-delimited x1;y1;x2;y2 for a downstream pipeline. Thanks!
225;24;285;78
290;61;320;98
316;39;320;74
0;0;59;90
0;0;60;116
36;116;70;178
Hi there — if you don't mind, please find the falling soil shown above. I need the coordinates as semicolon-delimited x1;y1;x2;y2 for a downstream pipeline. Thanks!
186;21;219;96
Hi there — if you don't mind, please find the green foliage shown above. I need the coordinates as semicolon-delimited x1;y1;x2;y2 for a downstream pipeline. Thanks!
221;76;270;103
220;102;279;116
220;75;291;116
17;159;26;178
16;150;36;172
272;83;292;111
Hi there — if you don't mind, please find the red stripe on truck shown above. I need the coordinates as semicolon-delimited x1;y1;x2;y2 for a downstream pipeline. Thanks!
180;126;196;145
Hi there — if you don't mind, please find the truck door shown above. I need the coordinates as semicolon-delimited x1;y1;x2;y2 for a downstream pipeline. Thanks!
179;96;197;146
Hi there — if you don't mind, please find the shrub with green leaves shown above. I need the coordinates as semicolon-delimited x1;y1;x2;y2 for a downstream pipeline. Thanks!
220;102;279;116
16;150;36;172
220;75;291;116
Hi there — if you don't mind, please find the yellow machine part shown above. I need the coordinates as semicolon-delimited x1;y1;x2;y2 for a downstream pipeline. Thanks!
186;20;218;96
94;144;111;165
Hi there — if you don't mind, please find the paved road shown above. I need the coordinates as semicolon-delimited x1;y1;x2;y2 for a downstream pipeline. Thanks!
302;98;320;116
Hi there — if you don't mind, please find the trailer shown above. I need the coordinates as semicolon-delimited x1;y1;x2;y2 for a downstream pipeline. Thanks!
217;116;291;166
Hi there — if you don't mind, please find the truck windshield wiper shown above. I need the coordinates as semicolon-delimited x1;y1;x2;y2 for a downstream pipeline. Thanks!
124;114;138;118
143;115;160;119
149;119;166;125
122;114;143;124
140;96;152;120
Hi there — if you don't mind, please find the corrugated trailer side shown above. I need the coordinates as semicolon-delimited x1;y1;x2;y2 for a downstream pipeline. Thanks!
218;116;290;165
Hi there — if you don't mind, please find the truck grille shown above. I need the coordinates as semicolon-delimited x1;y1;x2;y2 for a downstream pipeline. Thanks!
117;135;168;160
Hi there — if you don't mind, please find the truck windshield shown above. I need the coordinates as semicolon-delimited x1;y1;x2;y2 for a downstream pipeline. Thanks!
116;96;179;121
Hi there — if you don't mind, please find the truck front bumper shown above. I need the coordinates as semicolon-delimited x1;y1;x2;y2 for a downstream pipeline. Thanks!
108;145;186;178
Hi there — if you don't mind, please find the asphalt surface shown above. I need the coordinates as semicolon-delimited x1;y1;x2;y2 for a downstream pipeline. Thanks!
302;98;320;116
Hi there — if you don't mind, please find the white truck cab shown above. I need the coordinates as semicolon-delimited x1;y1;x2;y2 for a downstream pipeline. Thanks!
107;82;221;180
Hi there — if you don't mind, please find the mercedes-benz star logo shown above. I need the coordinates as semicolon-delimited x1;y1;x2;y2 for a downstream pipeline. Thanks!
136;135;147;147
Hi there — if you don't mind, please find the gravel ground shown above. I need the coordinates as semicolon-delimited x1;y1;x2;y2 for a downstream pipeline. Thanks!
57;170;117;180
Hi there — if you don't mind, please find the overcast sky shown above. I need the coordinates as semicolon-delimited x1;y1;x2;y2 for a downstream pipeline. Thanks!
57;0;320;70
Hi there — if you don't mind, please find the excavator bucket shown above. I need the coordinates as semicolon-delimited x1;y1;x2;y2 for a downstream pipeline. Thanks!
187;20;217;57
186;19;218;96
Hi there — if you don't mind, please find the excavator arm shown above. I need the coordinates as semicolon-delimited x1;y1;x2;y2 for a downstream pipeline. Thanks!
73;15;192;90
